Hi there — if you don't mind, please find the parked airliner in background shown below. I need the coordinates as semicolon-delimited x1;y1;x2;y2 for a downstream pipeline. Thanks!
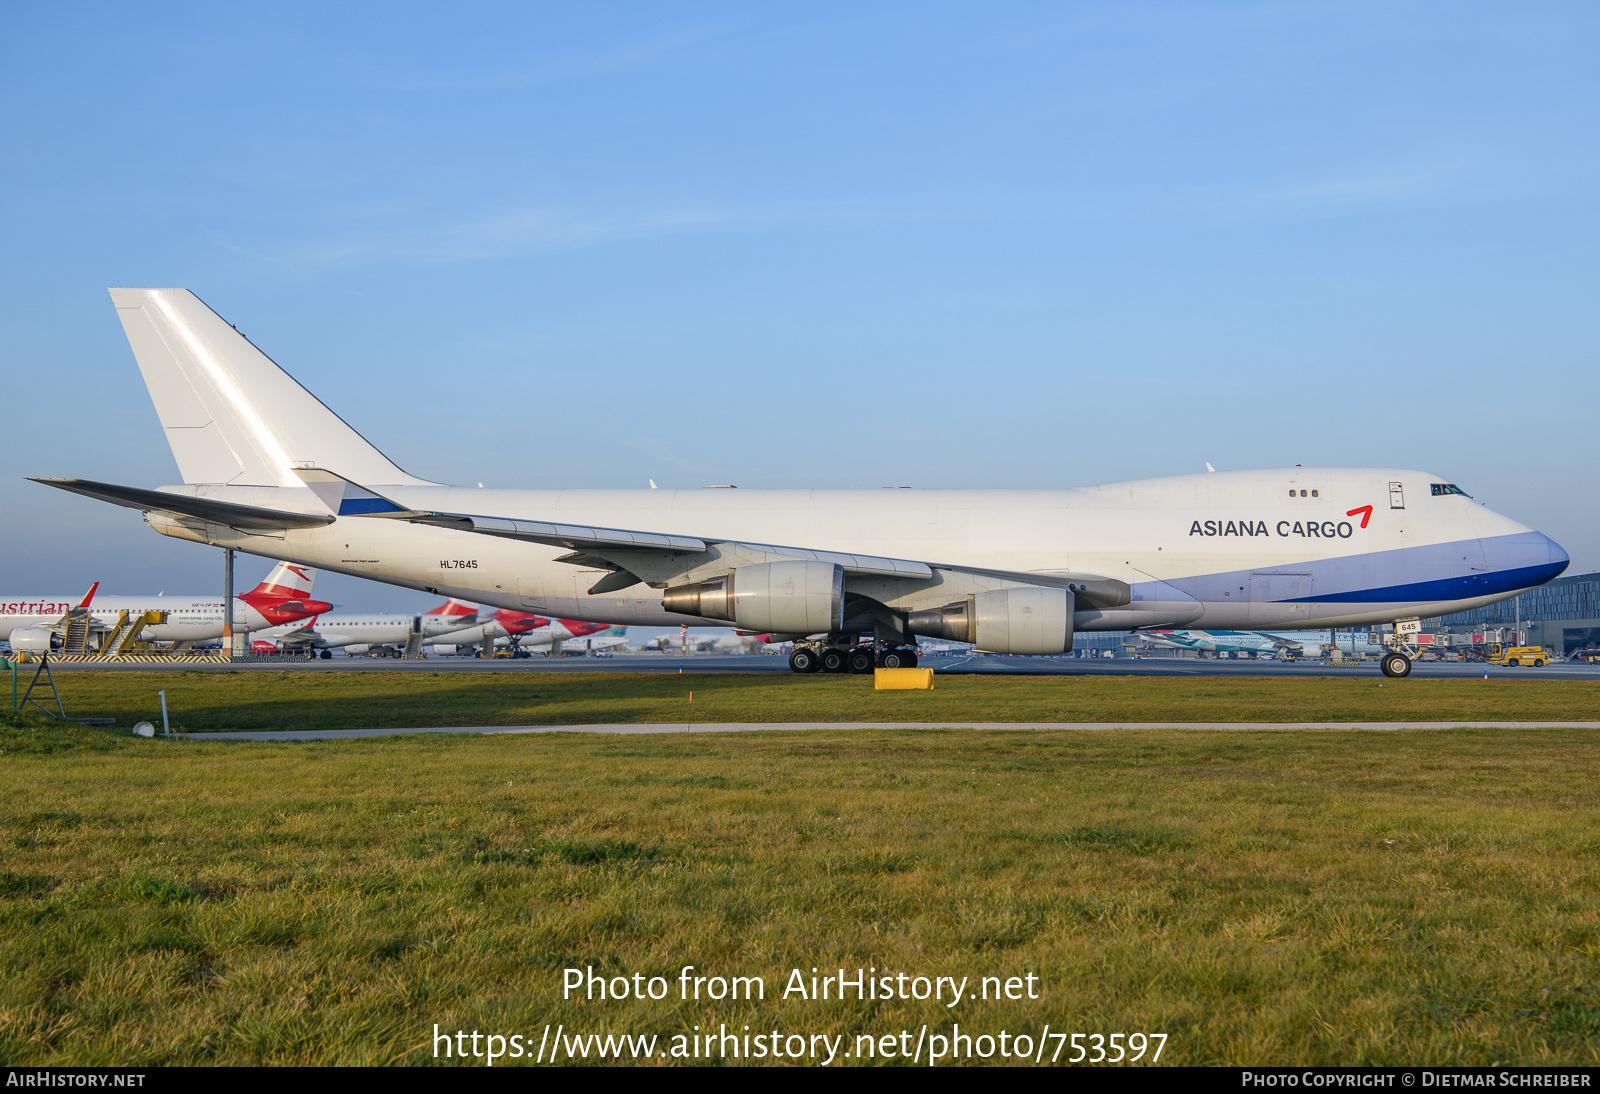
644;631;773;654
428;609;617;656
254;597;479;655
33;289;1570;678
1;561;330;651
1143;629;1387;659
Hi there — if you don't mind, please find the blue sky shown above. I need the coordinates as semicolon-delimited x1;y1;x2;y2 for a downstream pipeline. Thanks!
2;2;1596;613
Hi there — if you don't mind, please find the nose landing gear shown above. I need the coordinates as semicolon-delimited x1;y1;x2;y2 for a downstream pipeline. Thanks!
1380;651;1412;678
1379;619;1419;678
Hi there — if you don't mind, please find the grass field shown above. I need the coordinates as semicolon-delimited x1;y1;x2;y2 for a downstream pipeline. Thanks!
22;669;1600;731
1;674;1598;1067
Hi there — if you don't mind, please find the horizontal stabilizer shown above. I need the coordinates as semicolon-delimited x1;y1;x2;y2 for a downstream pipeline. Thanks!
31;478;335;530
293;467;413;516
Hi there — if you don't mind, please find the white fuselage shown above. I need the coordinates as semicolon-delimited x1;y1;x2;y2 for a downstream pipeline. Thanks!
0;595;280;644
256;612;478;651
1146;630;1389;657
428;618;581;649
143;467;1567;635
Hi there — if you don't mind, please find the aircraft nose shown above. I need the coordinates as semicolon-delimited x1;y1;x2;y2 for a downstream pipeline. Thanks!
1485;530;1569;585
1542;532;1570;573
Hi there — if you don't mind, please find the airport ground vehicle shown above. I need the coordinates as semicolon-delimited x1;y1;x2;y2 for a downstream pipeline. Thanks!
34;289;1572;680
1569;648;1600;664
1491;645;1550;667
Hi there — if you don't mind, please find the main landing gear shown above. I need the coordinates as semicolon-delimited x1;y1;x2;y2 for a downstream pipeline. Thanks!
788;640;917;674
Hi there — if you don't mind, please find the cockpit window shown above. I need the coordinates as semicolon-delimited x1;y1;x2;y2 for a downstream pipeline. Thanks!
1430;483;1471;497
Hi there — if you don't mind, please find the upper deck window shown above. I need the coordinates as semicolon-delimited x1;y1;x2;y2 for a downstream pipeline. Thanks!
1430;483;1471;497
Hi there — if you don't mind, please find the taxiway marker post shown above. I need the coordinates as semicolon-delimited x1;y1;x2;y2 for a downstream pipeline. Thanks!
159;689;169;736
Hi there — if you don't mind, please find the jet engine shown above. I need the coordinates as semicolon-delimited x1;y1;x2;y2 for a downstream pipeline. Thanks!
8;626;61;654
908;587;1073;655
662;560;844;634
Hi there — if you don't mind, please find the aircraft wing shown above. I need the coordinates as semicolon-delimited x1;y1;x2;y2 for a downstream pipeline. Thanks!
265;619;323;648
295;468;1131;608
32;478;334;531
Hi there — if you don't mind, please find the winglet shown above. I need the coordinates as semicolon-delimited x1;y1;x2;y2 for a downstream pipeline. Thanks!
77;582;99;609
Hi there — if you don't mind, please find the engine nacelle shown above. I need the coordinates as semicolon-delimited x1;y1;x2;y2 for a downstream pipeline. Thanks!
908;587;1073;655
8;626;61;654
662;561;843;635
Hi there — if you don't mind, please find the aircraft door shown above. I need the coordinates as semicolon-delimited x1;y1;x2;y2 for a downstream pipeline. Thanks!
1249;573;1312;624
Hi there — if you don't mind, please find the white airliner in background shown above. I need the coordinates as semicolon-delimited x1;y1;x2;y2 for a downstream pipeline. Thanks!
1;561;331;651
254;598;479;655
33;289;1571;679
427;608;621;656
644;631;771;654
1143;629;1388;659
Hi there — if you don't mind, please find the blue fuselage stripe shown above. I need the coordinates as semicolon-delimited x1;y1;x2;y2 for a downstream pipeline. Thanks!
1284;560;1567;604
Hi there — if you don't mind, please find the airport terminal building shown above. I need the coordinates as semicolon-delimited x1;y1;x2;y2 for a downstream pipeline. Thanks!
1423;570;1600;654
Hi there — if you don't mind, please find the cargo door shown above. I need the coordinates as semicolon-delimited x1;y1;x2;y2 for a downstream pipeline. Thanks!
1249;573;1313;624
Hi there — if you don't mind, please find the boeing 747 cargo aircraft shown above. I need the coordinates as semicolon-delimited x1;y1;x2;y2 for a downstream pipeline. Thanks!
32;289;1569;678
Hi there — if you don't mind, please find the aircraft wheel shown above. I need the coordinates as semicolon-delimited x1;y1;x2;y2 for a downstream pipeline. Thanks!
820;647;848;673
847;648;875;674
880;648;916;669
1380;652;1412;678
789;648;821;674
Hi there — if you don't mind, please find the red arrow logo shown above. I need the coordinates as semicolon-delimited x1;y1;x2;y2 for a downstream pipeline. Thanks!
1347;505;1373;529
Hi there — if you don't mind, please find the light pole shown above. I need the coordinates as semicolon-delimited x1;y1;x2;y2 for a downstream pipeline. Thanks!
223;548;235;658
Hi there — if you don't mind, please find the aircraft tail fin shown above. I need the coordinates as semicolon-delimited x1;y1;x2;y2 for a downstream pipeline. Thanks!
425;599;478;618
108;288;433;488
250;562;316;599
